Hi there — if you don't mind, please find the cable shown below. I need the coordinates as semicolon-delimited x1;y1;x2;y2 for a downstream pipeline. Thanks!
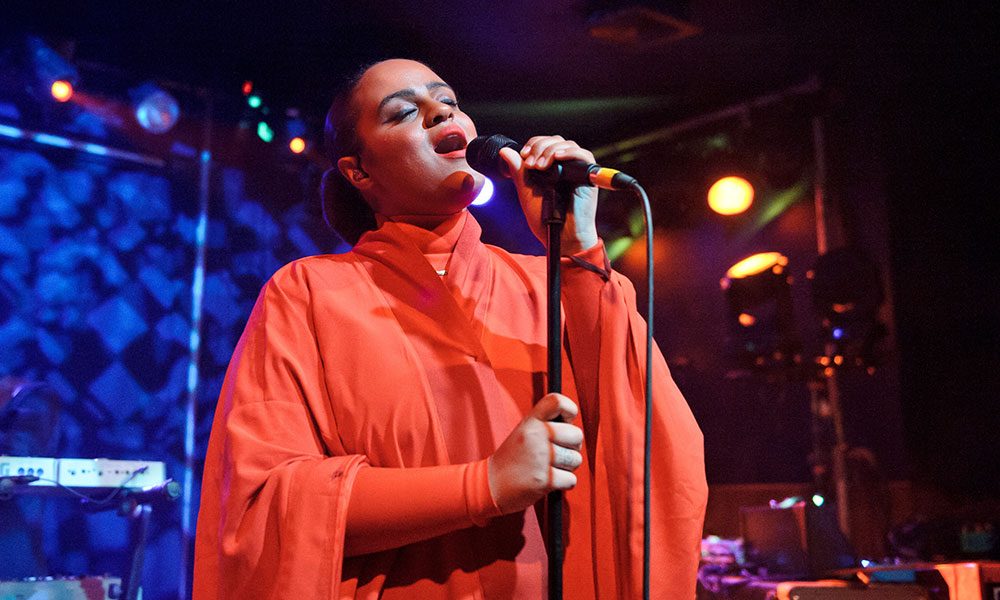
627;182;655;600
0;466;148;506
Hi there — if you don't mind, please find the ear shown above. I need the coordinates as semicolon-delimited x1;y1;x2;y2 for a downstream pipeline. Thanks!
337;156;372;191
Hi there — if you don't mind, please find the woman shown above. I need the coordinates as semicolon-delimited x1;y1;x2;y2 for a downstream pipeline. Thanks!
194;59;706;599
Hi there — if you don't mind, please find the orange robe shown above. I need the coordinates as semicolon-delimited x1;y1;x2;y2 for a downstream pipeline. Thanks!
193;211;707;599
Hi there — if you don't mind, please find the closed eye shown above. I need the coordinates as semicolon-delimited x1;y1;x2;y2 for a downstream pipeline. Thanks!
387;107;417;123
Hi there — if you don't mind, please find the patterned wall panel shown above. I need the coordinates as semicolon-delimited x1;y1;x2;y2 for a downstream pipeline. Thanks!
0;140;341;600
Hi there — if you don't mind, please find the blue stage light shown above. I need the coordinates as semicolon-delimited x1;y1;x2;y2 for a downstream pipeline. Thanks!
132;83;180;134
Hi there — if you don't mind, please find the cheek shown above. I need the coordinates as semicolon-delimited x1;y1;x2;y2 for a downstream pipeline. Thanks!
458;113;478;138
367;130;423;171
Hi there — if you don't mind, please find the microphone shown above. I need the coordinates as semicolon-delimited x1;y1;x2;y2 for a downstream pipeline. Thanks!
466;134;638;191
122;479;182;505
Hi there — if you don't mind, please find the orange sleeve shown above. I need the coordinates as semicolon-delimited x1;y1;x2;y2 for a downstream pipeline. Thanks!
194;263;368;600
561;240;708;600
344;458;501;556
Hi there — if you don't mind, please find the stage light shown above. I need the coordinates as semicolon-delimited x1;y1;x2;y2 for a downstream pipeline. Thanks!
131;83;180;134
808;248;887;369
812;494;825;507
242;80;253;96
248;95;262;109
21;35;79;102
708;175;754;215
50;80;73;102
471;177;494;206
257;121;274;143
726;251;787;280
721;251;799;372
284;115;308;154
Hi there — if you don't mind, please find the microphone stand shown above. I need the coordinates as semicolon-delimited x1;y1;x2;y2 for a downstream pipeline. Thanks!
543;182;573;600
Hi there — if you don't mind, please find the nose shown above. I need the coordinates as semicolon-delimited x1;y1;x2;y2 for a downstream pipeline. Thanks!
425;99;454;127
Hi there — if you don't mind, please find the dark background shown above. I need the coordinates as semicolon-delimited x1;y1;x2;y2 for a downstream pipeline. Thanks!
4;0;997;503
0;1;997;596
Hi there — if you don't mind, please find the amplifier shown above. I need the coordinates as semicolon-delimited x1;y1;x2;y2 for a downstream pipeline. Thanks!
0;456;165;493
865;562;1000;600
775;582;929;599
740;498;855;577
698;578;931;600
0;575;122;599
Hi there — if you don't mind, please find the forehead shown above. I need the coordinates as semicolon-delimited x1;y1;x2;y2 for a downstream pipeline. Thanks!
353;60;448;111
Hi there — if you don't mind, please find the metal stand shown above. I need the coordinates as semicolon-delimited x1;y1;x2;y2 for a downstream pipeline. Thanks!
121;503;153;600
809;114;852;541
544;183;573;600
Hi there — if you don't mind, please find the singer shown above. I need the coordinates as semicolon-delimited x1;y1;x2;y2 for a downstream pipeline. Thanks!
194;59;706;599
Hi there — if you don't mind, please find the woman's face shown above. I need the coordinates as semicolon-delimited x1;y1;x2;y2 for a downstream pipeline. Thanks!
340;59;485;217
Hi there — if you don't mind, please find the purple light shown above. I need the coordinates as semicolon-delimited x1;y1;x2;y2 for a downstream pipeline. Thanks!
471;177;494;206
832;327;844;340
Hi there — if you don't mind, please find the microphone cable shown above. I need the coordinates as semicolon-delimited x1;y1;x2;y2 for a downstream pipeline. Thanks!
626;181;655;600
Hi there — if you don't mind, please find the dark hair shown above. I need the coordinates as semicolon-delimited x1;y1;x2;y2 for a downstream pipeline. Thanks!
321;63;379;245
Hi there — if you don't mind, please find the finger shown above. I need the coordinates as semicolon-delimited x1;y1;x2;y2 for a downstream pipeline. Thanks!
531;393;579;422
521;135;564;158
551;444;583;471
536;140;578;169
523;136;564;168
551;145;596;166
550;468;578;491
548;422;583;450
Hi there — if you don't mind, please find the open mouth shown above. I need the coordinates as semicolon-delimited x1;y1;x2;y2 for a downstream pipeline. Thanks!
434;130;467;155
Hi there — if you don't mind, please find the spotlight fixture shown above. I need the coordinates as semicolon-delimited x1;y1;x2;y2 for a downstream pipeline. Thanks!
131;82;180;134
808;247;887;370
288;136;306;154
721;252;801;372
21;35;79;103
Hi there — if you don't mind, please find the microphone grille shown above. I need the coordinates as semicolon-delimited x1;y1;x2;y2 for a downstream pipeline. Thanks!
466;134;520;180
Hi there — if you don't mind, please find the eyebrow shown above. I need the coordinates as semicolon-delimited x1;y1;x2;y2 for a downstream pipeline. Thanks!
377;81;453;113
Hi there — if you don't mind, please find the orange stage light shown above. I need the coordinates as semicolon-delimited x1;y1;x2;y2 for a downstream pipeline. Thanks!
725;252;788;280
50;80;73;102
708;175;754;215
289;137;306;154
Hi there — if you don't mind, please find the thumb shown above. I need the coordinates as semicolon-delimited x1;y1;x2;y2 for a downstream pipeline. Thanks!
498;147;524;186
530;393;579;422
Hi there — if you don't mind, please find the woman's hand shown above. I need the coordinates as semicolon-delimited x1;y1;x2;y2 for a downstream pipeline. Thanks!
499;136;599;256
487;393;584;514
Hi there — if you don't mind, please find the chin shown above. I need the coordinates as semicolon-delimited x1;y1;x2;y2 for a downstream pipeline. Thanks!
441;169;485;207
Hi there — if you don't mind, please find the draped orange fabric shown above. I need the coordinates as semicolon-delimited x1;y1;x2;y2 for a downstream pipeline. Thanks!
193;211;707;599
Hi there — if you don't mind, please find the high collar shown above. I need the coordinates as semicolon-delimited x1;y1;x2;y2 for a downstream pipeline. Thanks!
352;210;494;361
374;211;468;256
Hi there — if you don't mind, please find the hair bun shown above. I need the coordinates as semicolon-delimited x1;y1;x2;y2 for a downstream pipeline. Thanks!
320;167;377;245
